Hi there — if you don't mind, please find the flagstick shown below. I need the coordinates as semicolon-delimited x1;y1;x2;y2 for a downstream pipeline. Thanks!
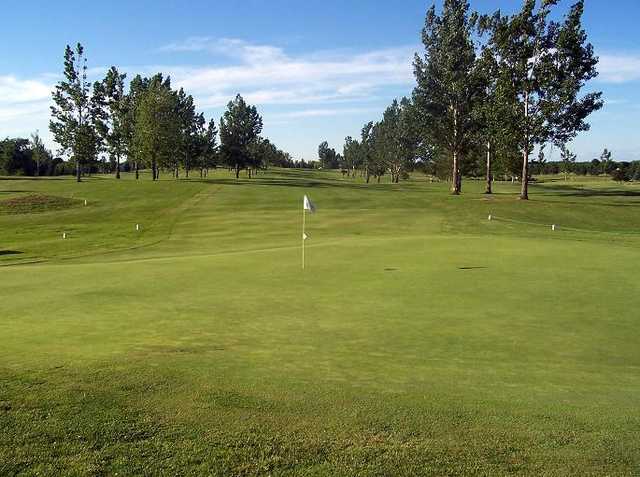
302;205;306;270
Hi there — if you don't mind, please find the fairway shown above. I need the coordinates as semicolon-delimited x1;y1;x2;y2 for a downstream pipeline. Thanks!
1;170;639;475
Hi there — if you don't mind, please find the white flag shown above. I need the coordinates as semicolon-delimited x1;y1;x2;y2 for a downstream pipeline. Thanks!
303;195;316;213
302;232;309;240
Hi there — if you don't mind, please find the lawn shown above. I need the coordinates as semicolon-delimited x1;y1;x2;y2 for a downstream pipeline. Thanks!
1;169;639;476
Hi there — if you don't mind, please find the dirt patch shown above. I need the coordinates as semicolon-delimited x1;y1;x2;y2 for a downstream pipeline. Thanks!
0;194;82;214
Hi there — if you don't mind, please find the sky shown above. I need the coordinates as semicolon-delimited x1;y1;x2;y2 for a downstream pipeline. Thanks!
1;0;639;162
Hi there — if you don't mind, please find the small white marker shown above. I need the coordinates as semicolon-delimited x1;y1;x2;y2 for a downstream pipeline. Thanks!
552;224;556;231
136;224;140;231
488;214;492;221
62;232;66;239
84;199;87;206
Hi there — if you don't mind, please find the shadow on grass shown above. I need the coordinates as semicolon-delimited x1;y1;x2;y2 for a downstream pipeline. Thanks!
539;183;640;198
0;250;23;256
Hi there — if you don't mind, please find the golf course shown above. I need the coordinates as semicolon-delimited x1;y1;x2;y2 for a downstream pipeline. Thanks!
1;169;639;475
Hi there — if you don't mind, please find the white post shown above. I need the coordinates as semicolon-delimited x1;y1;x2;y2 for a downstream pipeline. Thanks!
302;206;306;270
488;214;492;221
552;224;556;231
136;224;140;231
62;232;66;239
84;199;87;206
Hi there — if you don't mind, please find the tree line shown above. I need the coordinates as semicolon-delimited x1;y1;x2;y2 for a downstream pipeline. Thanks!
44;43;293;182
321;0;602;199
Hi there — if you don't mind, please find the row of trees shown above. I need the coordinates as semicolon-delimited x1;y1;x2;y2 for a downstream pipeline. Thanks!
49;43;292;182
330;0;602;199
0;133;64;176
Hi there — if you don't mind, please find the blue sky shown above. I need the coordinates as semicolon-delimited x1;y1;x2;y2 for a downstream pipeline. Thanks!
1;0;639;162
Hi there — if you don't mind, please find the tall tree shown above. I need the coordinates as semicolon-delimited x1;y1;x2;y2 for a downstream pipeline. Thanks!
175;88;197;178
413;0;482;194
195;117;218;178
30;131;46;177
360;122;375;183
343;136;361;178
487;0;602;199
50;43;100;182
94;67;129;179
474;37;519;194
219;95;263;179
560;144;576;181
317;141;338;169
133;78;180;180
127;74;149;179
374;98;418;183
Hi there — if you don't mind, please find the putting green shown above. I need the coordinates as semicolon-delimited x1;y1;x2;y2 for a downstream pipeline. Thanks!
1;170;639;475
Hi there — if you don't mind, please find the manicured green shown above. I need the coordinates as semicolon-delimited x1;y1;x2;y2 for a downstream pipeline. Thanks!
1;170;639;476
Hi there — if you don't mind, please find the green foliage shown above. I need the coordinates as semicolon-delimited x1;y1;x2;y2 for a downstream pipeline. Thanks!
132;76;180;180
317;141;339;169
49;43;101;182
219;95;264;178
413;0;483;194
93;67;129;178
485;0;603;198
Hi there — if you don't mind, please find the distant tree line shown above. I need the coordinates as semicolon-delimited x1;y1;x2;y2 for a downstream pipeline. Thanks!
0;133;64;176
320;0;602;199
40;43;293;182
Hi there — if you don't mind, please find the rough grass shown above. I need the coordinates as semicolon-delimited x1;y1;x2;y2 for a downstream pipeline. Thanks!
0;194;82;215
1;169;639;475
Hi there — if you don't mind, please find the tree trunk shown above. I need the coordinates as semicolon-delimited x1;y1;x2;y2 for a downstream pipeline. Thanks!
366;170;370;183
116;155;121;179
520;92;530;200
235;164;240;179
135;161;139;180
485;141;492;194
451;150;460;195
76;159;81;182
520;148;529;200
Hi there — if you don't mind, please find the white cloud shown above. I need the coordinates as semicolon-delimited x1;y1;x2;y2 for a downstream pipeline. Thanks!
597;53;640;83
0;75;53;147
154;38;415;111
269;107;379;120
1;38;415;154
0;75;51;104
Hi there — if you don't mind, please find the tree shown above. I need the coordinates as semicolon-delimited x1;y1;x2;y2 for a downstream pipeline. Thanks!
30;131;47;177
133;77;180;180
195;118;218;178
360;122;378;183
474;32;520;194
413;0;482;194
219;95;263;179
600;148;615;174
487;0;602;199
50;43;101;182
126;74;149;179
94;67;129;179
343;136;361;177
175;88;198;178
560;144;577;180
373;98;418;183
318;141;338;169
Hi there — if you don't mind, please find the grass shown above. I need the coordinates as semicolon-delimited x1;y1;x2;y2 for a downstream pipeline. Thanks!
1;169;639;475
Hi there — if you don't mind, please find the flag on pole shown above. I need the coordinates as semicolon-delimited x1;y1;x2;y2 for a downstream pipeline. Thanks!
303;195;316;213
303;232;309;240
